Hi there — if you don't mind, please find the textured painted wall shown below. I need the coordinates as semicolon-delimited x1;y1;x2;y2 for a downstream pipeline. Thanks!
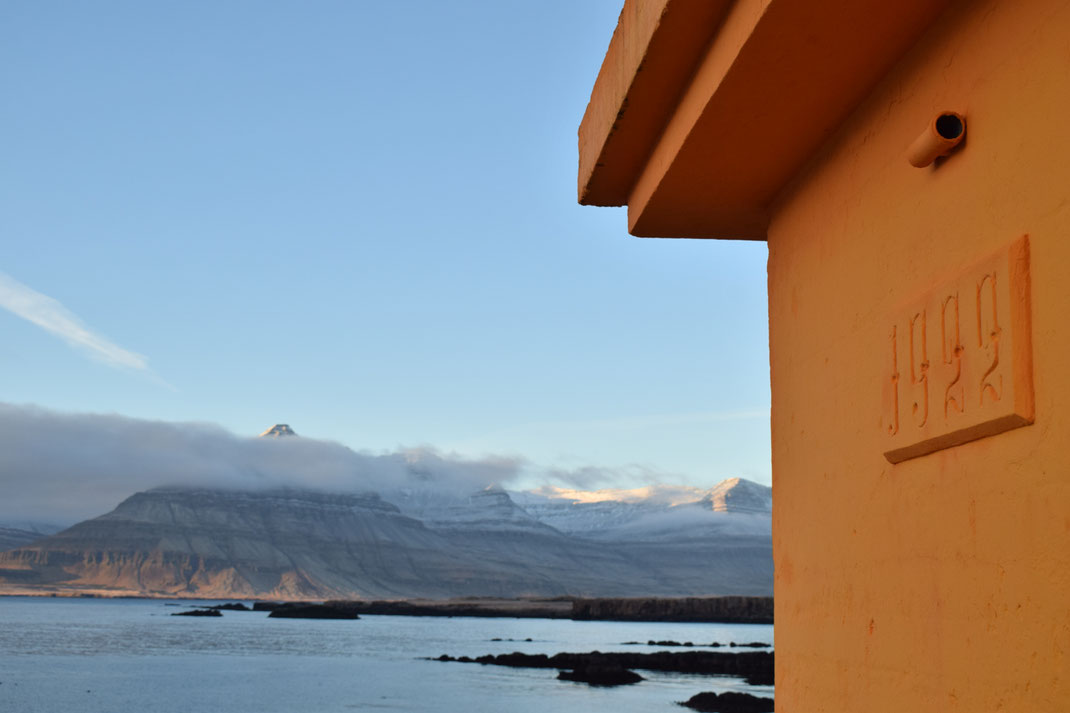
768;0;1070;710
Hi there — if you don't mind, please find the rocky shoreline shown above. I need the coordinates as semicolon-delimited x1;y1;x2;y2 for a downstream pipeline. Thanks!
572;596;773;624
2;592;773;623
256;596;773;623
324;597;573;618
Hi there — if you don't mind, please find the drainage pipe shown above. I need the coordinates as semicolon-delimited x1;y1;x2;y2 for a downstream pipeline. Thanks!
907;112;966;168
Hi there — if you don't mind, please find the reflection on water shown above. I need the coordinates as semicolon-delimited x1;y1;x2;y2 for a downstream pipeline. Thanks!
0;597;773;713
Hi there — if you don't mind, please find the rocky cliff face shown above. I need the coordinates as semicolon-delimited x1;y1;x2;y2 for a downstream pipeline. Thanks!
0;480;773;600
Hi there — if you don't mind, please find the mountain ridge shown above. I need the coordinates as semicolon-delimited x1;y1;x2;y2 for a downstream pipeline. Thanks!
0;478;772;600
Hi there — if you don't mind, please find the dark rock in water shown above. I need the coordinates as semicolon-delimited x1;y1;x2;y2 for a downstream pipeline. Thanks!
431;649;772;685
623;639;767;651
678;691;774;713
489;637;535;643
252;602;281;612
209;603;251;611
267;603;360;619
171;609;222;617
487;652;549;667
743;668;773;686
558;663;643;686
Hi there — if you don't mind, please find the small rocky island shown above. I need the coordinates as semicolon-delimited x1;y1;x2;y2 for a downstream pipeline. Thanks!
265;602;361;619
432;649;773;687
557;661;643;686
679;691;775;713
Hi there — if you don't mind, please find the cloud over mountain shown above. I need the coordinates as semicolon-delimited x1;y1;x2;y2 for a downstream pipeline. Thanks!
0;403;521;523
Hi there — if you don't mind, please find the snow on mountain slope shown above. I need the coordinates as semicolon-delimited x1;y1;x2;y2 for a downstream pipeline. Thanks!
510;477;771;541
386;484;560;534
699;477;773;514
0;522;65;552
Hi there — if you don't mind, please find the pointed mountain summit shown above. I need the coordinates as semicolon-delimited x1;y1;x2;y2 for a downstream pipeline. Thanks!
699;477;772;514
259;424;296;437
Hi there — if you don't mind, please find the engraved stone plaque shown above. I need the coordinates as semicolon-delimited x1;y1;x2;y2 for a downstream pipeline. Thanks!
882;236;1034;463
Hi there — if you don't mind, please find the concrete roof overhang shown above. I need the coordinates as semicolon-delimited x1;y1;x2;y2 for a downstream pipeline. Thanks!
578;0;955;239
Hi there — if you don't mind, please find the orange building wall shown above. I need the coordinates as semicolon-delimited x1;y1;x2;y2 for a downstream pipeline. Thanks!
768;0;1070;710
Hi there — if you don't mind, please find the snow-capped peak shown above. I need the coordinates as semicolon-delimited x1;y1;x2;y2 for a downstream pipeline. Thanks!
509;477;771;541
259;424;297;437
697;477;772;514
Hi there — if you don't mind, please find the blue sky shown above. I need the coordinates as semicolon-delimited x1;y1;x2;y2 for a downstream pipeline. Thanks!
1;1;770;491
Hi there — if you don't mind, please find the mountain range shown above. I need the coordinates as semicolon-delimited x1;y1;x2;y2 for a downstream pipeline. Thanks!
0;478;772;600
0;522;62;552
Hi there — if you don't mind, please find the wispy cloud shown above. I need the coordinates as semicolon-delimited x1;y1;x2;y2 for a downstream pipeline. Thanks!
0;272;150;372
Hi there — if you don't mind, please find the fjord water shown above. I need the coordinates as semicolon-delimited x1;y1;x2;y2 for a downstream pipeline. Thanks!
0;597;773;712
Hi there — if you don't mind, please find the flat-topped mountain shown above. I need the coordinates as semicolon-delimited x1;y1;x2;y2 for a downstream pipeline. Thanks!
0;479;772;600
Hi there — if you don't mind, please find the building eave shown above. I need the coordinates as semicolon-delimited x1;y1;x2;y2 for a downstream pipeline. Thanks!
578;0;957;239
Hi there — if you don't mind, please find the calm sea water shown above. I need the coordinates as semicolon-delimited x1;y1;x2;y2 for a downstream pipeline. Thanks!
0;597;773;713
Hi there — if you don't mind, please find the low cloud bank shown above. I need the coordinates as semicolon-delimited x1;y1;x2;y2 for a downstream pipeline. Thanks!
0;403;522;524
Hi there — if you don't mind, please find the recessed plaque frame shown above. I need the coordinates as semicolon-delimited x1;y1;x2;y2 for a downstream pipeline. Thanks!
881;236;1034;463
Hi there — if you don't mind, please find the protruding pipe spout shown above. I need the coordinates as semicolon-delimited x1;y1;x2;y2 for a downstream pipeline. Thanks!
907;112;966;168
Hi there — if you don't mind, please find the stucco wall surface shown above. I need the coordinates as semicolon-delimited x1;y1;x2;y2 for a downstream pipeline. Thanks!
768;0;1070;710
